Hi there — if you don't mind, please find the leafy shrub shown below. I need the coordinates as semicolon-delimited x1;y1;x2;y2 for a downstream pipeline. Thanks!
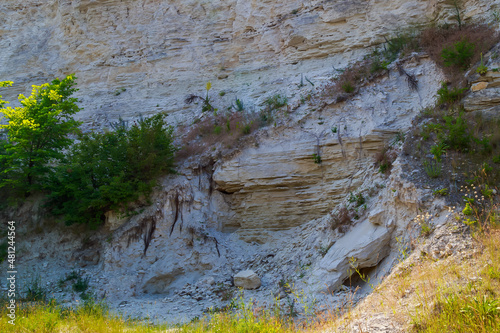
437;82;467;105
442;112;471;151
46;114;176;227
441;39;475;70
264;94;288;110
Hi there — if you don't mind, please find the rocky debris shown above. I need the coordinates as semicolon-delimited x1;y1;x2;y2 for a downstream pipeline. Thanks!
234;270;261;290
420;221;475;260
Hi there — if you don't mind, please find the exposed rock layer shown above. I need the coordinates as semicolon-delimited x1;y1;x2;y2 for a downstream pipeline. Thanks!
1;0;497;128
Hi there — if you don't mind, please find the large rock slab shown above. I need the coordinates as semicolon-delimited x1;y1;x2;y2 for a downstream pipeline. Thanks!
234;270;261;289
309;219;391;292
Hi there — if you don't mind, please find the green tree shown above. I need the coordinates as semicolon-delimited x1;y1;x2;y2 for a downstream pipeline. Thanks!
0;75;81;195
46;113;176;227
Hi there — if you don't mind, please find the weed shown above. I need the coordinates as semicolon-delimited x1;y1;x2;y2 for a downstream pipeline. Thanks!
348;192;365;207
233;98;244;111
437;82;467;105
476;53;488;75
22;275;47;302
441;39;475;70
312;153;322;164
423;159;442;178
264;94;288;110
433;188;449;196
341;82;355;93
73;276;90;293
430;142;448;162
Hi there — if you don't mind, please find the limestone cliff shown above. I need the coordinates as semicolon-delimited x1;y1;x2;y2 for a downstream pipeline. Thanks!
1;0;497;128
1;0;500;327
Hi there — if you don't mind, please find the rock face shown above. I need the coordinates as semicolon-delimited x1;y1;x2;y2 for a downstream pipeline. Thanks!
212;56;443;239
234;270;261;290
1;0;499;326
465;44;500;116
1;0;497;128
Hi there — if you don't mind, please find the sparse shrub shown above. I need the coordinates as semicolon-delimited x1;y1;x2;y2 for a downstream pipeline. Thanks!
23;275;47;302
331;206;352;231
348;192;365;207
442;112;471;151
437;82;467;105
242;123;252;135
384;30;420;60
375;146;397;174
264;94;288;110
73;276;90;293
370;57;389;73
341;82;355;93
177;110;259;159
420;24;499;84
441;39;475;71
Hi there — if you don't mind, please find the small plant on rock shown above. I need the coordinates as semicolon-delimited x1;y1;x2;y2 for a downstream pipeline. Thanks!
476;53;488;75
312;153;322;164
430;142;449;162
423;159;442;178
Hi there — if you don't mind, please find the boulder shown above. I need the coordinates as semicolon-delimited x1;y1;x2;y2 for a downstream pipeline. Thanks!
234;270;261;289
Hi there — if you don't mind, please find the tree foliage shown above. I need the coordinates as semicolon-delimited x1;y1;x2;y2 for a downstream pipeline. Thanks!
46;113;176;228
0;75;81;194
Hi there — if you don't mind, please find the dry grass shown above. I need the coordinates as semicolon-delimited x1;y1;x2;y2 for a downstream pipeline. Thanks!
419;24;500;86
175;111;260;160
322;213;500;333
